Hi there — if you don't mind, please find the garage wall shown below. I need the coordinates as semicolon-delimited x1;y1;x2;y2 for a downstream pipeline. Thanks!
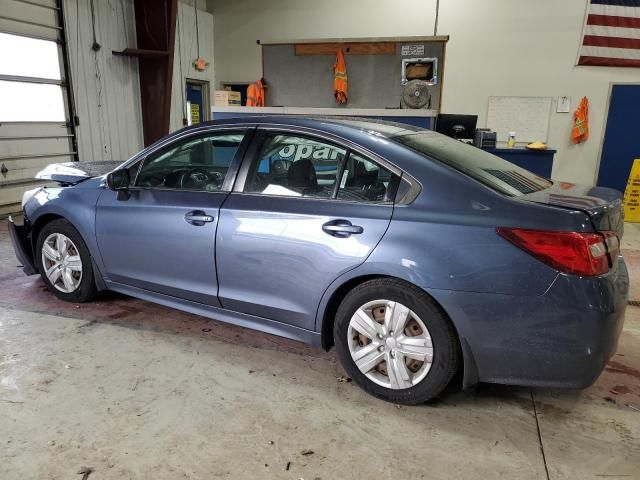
170;2;215;132
63;0;143;162
210;0;640;186
0;0;74;216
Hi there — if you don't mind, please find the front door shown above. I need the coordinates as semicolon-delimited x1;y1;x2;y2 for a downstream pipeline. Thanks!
186;80;209;126
216;130;399;330
597;84;640;192
96;129;250;305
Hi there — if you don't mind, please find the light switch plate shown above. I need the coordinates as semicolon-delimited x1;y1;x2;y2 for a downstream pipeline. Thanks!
557;96;571;113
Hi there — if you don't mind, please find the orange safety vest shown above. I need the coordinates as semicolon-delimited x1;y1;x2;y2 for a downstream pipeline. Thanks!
334;48;348;104
572;96;589;144
246;80;265;107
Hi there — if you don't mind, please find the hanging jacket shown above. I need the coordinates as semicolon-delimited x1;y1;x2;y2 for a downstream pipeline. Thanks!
333;48;348;104
572;96;589;144
246;80;265;107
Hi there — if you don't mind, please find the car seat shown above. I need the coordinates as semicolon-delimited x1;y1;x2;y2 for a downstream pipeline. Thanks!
287;159;318;194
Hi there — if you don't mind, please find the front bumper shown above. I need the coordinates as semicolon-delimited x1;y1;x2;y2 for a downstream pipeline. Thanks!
430;255;629;388
8;215;37;275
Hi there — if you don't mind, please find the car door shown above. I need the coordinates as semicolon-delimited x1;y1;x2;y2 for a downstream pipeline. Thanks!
216;128;401;330
95;128;252;306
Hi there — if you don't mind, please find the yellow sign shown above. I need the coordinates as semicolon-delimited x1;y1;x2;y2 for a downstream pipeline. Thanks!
190;103;200;125
623;159;640;223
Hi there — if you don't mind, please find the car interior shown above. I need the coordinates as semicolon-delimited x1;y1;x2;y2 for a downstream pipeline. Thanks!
245;135;397;202
134;134;243;191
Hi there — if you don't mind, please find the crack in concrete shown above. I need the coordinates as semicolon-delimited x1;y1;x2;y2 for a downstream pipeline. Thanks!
530;389;551;480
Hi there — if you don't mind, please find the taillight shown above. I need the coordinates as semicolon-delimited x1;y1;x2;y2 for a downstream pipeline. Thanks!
497;228;619;276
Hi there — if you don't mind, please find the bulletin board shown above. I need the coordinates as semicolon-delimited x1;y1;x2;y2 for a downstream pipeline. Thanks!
486;96;553;143
260;37;447;109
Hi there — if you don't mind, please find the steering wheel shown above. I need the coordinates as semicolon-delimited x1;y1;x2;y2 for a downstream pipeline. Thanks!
178;169;223;190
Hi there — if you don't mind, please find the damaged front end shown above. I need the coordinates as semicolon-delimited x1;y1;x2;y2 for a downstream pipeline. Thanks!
8;215;37;275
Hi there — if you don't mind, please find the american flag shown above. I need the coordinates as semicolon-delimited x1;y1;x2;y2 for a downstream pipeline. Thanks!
578;0;640;67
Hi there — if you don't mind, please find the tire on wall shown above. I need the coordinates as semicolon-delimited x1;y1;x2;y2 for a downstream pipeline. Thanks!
35;219;97;303
334;278;459;404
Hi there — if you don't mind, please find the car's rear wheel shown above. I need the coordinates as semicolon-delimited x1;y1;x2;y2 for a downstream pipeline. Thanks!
334;278;459;404
35;219;96;302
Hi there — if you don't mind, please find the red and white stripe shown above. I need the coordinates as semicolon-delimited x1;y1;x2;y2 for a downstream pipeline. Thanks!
578;0;640;67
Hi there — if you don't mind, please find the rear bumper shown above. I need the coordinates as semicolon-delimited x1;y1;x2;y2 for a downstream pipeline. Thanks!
430;255;629;388
8;216;37;275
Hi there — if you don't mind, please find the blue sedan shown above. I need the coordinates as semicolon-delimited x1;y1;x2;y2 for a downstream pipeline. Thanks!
9;116;628;404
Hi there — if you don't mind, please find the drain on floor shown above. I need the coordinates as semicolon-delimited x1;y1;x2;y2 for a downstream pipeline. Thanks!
627;300;640;307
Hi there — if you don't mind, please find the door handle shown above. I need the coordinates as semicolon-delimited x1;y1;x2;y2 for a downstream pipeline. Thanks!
185;210;214;226
322;219;364;238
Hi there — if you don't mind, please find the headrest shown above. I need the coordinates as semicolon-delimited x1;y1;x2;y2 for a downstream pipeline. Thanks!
287;159;317;190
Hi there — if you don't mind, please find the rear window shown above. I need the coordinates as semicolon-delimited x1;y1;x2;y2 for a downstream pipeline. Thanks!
391;131;552;196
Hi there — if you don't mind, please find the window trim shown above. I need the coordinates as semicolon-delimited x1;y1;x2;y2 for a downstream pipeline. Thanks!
126;127;253;194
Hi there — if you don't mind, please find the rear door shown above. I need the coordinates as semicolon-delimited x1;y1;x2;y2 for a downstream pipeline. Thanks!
216;128;400;330
96;128;251;306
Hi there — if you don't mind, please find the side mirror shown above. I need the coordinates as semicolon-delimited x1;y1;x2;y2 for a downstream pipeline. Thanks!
106;169;130;191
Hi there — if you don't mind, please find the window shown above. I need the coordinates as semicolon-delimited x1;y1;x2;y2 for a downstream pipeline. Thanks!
244;134;346;198
0;33;61;79
136;131;245;191
392;131;552;196
0;33;66;122
337;153;397;203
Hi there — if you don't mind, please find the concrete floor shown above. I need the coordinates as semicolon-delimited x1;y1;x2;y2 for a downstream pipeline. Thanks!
0;222;638;480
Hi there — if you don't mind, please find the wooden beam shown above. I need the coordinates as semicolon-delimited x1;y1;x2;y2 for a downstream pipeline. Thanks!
132;0;177;147
295;42;395;56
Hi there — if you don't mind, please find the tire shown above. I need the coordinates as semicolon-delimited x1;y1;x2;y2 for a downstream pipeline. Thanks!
334;278;459;404
35;219;97;303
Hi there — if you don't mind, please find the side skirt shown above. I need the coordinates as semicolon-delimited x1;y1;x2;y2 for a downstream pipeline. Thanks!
105;281;322;347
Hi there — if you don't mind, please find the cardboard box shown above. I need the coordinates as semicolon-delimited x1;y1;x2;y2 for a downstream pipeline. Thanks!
214;90;241;106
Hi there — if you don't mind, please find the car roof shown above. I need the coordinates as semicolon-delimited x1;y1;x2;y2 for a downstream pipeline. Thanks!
176;115;433;142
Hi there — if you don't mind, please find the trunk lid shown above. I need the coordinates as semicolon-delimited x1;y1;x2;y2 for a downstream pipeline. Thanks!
521;182;624;237
35;161;121;185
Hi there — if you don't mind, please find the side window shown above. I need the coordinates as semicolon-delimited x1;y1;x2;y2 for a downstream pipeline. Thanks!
337;152;398;203
135;131;246;191
244;134;346;198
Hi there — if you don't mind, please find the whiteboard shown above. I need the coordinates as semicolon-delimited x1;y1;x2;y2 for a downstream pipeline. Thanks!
486;96;553;143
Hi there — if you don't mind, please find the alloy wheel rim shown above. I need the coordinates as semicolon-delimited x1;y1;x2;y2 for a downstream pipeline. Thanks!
41;233;83;293
347;299;434;390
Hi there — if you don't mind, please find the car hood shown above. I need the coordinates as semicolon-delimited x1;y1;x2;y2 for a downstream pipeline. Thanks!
35;161;121;185
521;182;624;237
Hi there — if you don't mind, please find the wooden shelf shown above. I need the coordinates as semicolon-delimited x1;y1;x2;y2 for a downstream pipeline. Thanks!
112;48;169;58
295;42;395;56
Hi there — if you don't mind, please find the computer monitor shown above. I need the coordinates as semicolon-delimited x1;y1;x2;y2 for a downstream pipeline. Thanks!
436;114;478;140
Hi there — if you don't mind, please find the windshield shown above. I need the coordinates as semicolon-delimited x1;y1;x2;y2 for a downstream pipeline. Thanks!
391;131;552;196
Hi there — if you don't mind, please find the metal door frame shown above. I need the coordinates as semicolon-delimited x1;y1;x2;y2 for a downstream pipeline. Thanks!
185;78;211;123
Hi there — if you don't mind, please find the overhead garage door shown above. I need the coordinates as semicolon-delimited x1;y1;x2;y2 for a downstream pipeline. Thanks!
0;0;77;216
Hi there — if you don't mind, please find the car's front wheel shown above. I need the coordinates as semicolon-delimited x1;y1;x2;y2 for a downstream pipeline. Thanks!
35;219;97;302
334;278;459;404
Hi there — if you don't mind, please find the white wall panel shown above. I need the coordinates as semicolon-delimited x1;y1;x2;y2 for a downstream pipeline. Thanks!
63;0;143;162
170;2;215;132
